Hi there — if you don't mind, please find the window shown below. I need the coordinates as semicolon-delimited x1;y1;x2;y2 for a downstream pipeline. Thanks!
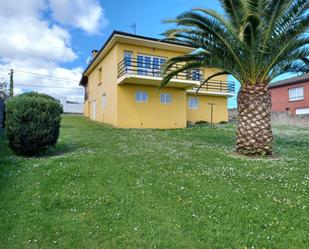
160;93;171;104
289;87;304;101
145;56;151;69
188;97;199;109
98;67;102;84
296;108;309;115
124;51;132;72
102;94;107;108
137;54;166;76
189;69;203;81
153;57;159;69
135;91;148;103
137;55;146;75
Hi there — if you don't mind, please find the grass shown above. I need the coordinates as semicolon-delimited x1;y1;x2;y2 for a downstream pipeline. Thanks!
0;115;308;249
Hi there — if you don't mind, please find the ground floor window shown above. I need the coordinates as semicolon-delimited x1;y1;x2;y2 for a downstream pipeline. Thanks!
188;97;199;109
296;108;309;115
160;93;171;104
136;91;148;103
102;94;107;108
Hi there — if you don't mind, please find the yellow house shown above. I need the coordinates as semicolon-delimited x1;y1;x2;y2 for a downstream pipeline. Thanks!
80;31;235;128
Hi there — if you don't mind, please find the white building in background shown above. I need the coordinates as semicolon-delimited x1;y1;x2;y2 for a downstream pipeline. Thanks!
59;96;84;114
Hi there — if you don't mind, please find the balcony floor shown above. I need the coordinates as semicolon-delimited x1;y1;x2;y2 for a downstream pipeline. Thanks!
186;89;235;97
117;73;198;89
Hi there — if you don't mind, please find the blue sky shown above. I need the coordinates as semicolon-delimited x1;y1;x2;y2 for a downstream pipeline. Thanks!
0;0;294;107
64;0;241;107
67;0;224;68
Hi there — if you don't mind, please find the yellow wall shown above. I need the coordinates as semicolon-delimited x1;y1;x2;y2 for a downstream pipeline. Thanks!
84;40;231;128
84;100;90;117
86;45;118;126
187;94;228;123
118;85;187;128
199;68;229;94
116;43;187;64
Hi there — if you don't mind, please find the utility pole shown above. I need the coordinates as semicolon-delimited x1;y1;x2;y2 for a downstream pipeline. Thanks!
208;103;216;127
9;69;14;97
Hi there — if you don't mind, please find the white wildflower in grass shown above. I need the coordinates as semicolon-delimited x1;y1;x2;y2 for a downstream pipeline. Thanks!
1;116;308;248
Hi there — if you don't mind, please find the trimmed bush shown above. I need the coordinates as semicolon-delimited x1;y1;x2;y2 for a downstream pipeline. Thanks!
5;93;63;156
19;92;59;101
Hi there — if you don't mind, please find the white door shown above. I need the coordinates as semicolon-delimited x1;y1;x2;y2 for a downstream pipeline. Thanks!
92;100;96;120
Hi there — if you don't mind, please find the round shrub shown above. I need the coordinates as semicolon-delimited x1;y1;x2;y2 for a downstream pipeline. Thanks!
5;92;63;156
19;92;59;102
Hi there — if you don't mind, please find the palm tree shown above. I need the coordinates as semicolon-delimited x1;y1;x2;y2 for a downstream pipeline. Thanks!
161;0;309;156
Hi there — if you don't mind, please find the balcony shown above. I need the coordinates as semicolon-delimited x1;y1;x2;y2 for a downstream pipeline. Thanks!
187;80;235;97
117;57;201;88
117;57;235;95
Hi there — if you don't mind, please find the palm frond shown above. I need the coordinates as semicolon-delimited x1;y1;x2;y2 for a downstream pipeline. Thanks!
218;0;246;30
161;61;206;87
161;0;309;87
162;11;247;75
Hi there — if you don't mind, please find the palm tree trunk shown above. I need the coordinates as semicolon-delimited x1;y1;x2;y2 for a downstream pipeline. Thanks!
236;83;273;155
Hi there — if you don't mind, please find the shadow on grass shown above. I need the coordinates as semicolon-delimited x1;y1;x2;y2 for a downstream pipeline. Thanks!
33;142;79;158
0;133;79;159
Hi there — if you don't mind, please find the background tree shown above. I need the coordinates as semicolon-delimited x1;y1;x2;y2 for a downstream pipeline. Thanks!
161;0;309;155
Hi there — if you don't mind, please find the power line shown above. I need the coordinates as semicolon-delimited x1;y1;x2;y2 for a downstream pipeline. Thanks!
14;83;83;89
14;69;81;81
15;73;79;84
1;69;83;89
0;69;82;84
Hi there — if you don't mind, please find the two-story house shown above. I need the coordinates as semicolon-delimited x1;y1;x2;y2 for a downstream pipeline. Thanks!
80;31;235;128
269;73;309;115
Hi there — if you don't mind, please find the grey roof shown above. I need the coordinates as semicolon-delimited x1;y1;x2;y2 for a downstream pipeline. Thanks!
269;73;309;89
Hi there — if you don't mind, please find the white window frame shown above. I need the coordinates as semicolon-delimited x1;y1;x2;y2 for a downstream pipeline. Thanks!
289;86;304;102
137;54;167;76
296;108;309;115
160;93;172;104
102;94;107;108
188;97;199;109
190;69;203;81
124;51;132;73
135;91;148;103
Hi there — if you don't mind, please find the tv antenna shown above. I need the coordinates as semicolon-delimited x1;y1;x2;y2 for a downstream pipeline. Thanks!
130;23;136;34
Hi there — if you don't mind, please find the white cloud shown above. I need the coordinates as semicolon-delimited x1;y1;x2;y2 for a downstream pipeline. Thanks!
0;0;47;18
0;0;76;65
0;0;108;98
49;0;108;35
0;63;84;98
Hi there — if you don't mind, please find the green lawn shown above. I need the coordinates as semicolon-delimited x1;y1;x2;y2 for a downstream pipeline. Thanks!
0;115;308;249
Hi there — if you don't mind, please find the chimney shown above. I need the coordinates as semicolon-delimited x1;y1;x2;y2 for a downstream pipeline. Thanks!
91;49;98;59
